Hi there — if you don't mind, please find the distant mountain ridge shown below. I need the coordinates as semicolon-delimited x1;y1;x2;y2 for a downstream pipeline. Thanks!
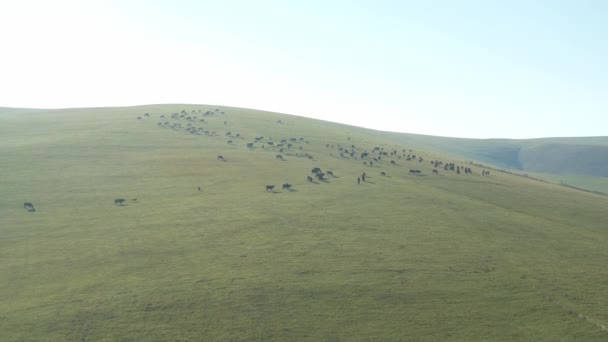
373;133;608;177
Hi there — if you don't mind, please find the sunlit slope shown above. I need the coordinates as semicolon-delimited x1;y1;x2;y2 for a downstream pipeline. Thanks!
1;105;607;341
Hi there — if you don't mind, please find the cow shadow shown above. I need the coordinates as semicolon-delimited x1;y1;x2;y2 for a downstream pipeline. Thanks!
288;188;299;192
365;181;376;184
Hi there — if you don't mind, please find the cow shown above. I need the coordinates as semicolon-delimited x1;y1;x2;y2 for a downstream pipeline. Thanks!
312;167;322;174
282;183;292;190
432;169;439;174
326;171;334;177
307;176;313;182
276;155;284;160
114;199;126;206
381;172;386;176
217;155;225;161
266;185;275;191
23;202;35;212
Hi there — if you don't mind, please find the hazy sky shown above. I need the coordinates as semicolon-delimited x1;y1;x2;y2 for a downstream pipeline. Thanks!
1;0;606;139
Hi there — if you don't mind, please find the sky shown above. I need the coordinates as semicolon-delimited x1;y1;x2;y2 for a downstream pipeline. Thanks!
0;0;606;139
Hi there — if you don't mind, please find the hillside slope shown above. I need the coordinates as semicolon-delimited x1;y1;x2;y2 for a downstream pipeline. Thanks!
385;132;608;177
1;105;607;341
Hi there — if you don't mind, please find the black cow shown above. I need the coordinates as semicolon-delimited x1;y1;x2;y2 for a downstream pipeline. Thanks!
432;169;439;174
381;172;386;176
23;202;35;212
276;155;284;160
114;199;126;206
217;155;225;161
266;185;275;191
282;183;292;190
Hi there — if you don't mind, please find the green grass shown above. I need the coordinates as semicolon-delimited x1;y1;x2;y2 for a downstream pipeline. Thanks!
1;105;608;341
383;132;608;179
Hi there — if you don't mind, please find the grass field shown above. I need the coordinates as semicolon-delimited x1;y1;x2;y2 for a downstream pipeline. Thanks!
1;105;608;341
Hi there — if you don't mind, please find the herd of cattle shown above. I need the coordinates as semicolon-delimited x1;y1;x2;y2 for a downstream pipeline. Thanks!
23;108;494;211
141;109;491;195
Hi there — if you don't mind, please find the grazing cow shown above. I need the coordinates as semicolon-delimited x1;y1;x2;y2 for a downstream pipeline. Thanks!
266;185;275;191
282;183;292;190
114;199;126;206
390;160;396;165
316;173;325;180
227;140;233;144
381;172;386;176
137;116;142;120
23;202;35;212
312;167;322;174
276;155;284;160
217;155;225;161
326;171;334;177
432;169;439;174
246;143;254;148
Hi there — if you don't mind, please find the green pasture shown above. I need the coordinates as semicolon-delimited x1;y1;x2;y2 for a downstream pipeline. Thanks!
1;105;607;341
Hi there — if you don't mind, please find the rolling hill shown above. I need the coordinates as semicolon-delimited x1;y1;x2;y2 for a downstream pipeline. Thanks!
384;132;608;178
1;105;607;341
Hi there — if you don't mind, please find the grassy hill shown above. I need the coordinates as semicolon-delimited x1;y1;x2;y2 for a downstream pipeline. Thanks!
388;133;608;176
1;105;607;341
374;132;608;193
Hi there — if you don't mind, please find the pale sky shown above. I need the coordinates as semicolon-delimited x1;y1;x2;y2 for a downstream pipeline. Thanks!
1;0;606;139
